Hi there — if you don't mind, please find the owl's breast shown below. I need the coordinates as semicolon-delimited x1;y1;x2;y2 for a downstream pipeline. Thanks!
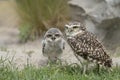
43;41;63;57
67;37;80;51
67;35;89;54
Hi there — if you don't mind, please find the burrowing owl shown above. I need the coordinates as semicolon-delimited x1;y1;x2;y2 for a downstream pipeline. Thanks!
64;21;112;72
42;28;65;62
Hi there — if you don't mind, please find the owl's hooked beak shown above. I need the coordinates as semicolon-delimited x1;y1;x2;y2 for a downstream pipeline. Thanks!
51;37;56;41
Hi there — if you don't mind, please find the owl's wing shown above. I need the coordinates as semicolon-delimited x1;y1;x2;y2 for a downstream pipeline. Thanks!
42;40;46;53
77;31;108;59
83;31;104;50
68;31;111;67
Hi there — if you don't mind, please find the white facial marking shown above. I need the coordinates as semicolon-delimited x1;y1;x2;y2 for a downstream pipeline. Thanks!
65;24;81;28
71;30;83;36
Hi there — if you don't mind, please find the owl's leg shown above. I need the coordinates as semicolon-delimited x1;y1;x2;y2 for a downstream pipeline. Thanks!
97;64;100;72
74;53;89;74
74;53;83;66
82;60;89;74
96;63;103;73
47;56;56;65
74;53;87;74
103;65;113;73
48;56;61;65
82;64;87;74
55;57;62;65
47;56;52;65
108;68;113;73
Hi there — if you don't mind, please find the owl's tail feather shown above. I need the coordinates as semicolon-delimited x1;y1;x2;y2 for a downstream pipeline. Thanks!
104;59;112;68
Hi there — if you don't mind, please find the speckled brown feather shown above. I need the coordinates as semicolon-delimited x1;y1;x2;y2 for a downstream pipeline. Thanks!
67;31;112;67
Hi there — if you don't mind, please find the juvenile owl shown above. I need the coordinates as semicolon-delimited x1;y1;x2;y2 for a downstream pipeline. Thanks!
64;21;112;71
42;28;65;62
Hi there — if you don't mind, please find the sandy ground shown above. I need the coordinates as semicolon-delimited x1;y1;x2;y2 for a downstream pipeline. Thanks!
0;1;120;70
0;1;80;69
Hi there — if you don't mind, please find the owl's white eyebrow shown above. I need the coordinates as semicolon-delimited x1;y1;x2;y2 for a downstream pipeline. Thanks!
72;24;80;27
65;24;69;27
65;24;80;28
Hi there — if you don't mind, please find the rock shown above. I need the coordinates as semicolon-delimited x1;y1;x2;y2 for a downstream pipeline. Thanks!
69;0;120;52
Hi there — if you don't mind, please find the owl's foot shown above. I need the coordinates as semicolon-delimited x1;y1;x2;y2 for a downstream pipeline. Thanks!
47;57;62;65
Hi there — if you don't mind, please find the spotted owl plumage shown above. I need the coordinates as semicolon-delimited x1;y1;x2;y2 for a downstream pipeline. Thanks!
65;21;112;68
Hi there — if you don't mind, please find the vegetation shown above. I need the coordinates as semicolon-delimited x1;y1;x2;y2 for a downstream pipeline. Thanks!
14;0;70;42
0;60;120;80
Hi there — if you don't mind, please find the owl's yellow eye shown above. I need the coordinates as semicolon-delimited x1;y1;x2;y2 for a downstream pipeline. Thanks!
73;26;79;29
73;26;79;31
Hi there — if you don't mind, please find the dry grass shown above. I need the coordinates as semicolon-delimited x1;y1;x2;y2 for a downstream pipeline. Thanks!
14;0;70;42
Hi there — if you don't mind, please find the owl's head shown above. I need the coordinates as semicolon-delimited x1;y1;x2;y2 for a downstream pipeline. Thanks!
64;21;86;37
44;28;63;42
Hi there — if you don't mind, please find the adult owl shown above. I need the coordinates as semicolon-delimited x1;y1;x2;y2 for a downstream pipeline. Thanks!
42;28;65;63
64;21;112;72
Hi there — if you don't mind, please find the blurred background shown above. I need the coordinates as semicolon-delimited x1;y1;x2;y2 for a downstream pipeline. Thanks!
0;0;120;68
